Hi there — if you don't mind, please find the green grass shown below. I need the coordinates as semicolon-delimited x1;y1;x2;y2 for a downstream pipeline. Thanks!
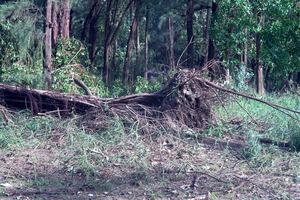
214;92;299;139
0;111;151;178
0;91;299;181
211;92;300;163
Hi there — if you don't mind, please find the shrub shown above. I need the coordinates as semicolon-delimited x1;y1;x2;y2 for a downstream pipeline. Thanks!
0;23;19;67
134;76;161;94
289;123;300;151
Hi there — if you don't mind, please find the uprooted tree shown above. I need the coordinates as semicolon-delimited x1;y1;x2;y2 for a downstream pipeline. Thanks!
0;67;298;134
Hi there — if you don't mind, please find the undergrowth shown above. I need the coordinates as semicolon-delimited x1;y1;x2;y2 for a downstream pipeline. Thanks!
0;91;299;179
0;111;151;178
212;91;300;163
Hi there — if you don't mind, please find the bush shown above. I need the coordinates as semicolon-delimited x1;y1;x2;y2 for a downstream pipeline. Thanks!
289;123;300;151
134;76;161;94
0;23;19;67
1;62;43;88
52;38;108;96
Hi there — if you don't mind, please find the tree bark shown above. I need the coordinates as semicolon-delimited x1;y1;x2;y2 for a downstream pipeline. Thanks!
168;17;175;70
255;13;265;95
244;28;248;68
81;0;103;63
123;0;139;85
51;0;71;49
144;7;149;80
186;0;194;68
135;14;141;79
44;0;53;90
103;0;134;85
52;1;59;47
203;0;212;64
60;0;70;39
103;0;113;85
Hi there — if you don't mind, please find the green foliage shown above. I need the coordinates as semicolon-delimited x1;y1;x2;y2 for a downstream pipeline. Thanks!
213;0;300;89
243;131;263;160
52;38;108;96
289;123;300;151
134;76;161;94
1;62;43;87
0;23;19;67
232;64;254;91
110;79;128;97
54;38;90;69
0;24;43;88
52;64;108;96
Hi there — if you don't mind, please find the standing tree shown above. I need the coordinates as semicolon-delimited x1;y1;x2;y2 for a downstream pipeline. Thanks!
144;6;149;79
186;0;194;68
103;0;134;85
255;11;265;95
168;16;175;70
123;0;140;85
44;0;53;89
81;0;103;63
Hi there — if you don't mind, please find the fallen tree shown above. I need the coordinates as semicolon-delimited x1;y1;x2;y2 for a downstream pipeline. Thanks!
0;67;299;132
0;69;215;131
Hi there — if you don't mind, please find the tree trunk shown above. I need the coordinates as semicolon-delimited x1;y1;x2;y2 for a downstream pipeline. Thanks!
203;0;212;64
51;0;70;47
60;0;70;39
265;66;271;90
123;0;138;85
52;1;59;47
144;7;149;80
244;28;248;68
102;0;134;85
44;0;53;89
168;17;175;70
111;39;117;83
135;16;141;79
255;13;265;95
82;0;102;63
186;0;194;68
103;0;113;85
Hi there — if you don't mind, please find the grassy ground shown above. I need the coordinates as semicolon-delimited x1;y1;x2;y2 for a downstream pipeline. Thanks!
0;92;299;199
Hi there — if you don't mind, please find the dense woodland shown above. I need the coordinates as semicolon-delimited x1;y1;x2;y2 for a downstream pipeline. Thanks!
0;0;299;95
0;1;300;199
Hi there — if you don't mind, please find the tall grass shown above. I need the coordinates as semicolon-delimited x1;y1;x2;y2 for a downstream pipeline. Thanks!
0;111;151;177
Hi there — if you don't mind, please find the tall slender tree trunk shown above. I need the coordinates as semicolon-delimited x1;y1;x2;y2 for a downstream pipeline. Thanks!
144;7;149;80
168;17;175;70
186;0;194;68
135;17;140;78
244;28;248;68
203;0;212;64
51;0;71;47
60;0;70;39
102;0;134;85
82;0;102;63
52;1;58;47
44;0;53;89
103;0;113;85
256;13;265;95
123;0;138;85
111;39;117;83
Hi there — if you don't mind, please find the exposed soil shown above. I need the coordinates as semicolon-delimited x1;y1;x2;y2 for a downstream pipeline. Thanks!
0;135;299;200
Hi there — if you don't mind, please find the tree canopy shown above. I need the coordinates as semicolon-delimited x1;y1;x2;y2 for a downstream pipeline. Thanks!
0;0;299;95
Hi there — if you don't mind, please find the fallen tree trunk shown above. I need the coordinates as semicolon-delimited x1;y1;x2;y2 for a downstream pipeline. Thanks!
0;69;215;131
0;68;298;132
0;83;164;114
